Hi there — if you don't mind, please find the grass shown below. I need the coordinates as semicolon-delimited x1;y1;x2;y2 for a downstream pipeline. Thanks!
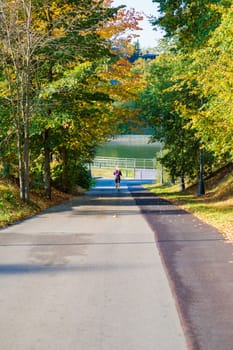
91;167;135;178
144;169;233;241
0;179;71;228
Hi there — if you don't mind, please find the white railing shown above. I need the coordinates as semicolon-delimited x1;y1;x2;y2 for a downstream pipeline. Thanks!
91;157;157;179
92;156;156;169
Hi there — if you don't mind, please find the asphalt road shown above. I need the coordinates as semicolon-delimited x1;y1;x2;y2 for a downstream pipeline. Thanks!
129;181;233;350
0;179;187;350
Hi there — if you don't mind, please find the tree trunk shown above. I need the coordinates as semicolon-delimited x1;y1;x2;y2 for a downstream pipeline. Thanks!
180;175;185;192
16;128;25;201
43;10;54;199
23;103;30;202
23;131;30;201
44;129;51;199
62;147;69;193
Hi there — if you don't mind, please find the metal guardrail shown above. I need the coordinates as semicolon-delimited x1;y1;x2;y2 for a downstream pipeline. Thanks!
92;156;156;170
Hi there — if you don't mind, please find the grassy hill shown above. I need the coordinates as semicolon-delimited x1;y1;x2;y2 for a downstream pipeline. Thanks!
0;180;71;228
145;163;233;241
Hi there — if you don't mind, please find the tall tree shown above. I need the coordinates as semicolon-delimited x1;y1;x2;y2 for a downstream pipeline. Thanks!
32;0;143;196
138;53;201;188
151;0;229;48
0;0;121;199
0;0;145;198
148;0;233;175
180;5;233;159
0;0;36;201
31;0;121;198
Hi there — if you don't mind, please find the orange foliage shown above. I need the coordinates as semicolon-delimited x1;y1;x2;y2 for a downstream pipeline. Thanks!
98;2;143;43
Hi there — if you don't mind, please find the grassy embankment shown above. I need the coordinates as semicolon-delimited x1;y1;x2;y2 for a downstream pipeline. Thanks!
0;180;72;228
144;165;233;241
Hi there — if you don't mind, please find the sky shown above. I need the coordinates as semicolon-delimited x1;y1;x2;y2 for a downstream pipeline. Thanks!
112;0;164;48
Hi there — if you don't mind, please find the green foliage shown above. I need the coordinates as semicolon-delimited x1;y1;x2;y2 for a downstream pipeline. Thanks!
152;0;226;48
51;160;92;192
146;1;233;187
138;54;203;185
0;0;141;198
2;190;15;202
186;6;233;159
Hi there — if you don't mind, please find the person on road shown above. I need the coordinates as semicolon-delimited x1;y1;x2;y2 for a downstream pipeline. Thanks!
113;167;122;191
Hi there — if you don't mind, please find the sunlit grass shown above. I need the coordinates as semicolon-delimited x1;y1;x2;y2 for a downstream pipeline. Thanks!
0;191;38;227
91;167;135;178
0;179;71;228
144;181;233;241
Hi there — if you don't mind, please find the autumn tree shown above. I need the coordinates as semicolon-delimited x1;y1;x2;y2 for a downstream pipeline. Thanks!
31;1;144;196
0;0;145;199
0;0;38;201
146;0;233;187
30;0;123;197
0;0;136;198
